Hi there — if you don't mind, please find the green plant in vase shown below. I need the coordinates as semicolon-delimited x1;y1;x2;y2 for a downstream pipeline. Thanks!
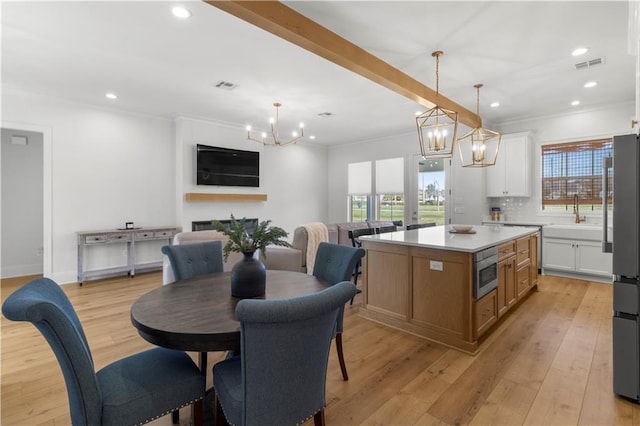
212;214;291;259
211;215;291;298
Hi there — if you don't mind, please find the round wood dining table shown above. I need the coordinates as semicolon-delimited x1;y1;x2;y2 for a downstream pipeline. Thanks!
130;270;329;356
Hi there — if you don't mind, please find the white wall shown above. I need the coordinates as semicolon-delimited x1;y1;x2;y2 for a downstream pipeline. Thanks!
2;90;175;283
1;90;328;284
326;102;635;227
174;116;329;238
326;128;487;226
3;87;631;283
493;101;636;224
1;128;43;277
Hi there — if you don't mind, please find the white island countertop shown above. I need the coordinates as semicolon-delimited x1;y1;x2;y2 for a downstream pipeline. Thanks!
360;225;538;253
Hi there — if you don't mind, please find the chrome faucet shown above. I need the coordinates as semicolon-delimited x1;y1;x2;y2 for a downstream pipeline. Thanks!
573;194;586;223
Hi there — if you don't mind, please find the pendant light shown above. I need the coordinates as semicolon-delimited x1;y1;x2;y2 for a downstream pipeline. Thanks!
246;102;305;146
416;51;459;159
457;84;501;167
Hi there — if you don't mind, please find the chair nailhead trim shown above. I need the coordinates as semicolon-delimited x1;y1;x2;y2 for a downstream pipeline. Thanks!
296;408;322;426
215;392;323;425
136;396;205;426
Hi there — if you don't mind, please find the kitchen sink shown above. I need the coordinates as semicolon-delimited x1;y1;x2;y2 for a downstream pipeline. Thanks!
543;223;611;241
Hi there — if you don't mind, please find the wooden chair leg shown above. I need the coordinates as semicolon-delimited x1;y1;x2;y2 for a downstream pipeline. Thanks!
191;399;204;426
314;409;326;426
214;393;227;426
171;410;179;424
350;262;361;305
335;333;348;381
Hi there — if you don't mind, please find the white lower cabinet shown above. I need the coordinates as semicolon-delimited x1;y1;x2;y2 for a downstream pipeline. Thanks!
576;240;612;276
543;237;612;277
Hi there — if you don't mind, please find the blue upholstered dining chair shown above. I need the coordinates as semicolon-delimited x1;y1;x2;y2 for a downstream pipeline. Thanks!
1;277;205;426
312;242;365;381
161;240;224;281
161;239;226;422
212;281;357;426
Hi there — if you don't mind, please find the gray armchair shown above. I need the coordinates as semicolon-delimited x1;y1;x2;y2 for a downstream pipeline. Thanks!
1;277;205;426
212;281;357;426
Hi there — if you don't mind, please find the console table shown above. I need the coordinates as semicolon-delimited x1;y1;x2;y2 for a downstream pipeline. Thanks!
77;226;179;285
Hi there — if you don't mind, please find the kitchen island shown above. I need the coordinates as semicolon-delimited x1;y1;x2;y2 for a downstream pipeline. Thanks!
359;225;539;354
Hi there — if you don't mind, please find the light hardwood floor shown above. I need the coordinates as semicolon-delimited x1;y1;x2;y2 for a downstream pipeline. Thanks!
2;272;640;425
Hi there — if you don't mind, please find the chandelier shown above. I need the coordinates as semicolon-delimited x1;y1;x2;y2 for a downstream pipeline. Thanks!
416;51;459;159
457;84;501;168
246;102;304;146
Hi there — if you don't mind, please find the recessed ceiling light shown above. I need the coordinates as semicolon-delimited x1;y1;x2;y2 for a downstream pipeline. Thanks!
490;102;500;108
105;93;117;100
584;81;597;88
571;100;580;106
415;111;422;116
572;47;589;56
172;6;191;19
309;136;316;140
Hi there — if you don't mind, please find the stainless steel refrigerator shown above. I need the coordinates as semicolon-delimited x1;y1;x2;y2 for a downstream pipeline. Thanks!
610;133;640;401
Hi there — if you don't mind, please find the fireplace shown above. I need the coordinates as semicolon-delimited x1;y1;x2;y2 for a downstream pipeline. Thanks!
192;218;259;235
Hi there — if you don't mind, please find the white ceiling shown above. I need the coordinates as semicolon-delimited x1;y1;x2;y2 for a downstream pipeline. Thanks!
2;1;636;146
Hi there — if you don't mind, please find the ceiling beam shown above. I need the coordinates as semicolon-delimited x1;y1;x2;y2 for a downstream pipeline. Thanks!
205;1;481;129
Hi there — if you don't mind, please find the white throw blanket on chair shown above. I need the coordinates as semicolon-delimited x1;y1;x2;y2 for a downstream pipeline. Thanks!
303;222;329;274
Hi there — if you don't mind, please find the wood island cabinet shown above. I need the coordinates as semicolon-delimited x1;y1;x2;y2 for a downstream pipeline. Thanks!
497;241;517;318
474;289;498;338
517;263;531;299
516;235;532;299
530;232;539;286
360;229;539;354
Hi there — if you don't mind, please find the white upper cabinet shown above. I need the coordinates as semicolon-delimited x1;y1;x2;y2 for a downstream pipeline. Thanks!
486;132;532;197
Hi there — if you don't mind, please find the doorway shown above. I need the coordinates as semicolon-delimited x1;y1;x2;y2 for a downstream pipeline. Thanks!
1;126;47;279
408;155;449;226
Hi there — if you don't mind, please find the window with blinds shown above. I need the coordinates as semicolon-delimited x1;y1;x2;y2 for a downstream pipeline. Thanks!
541;138;613;211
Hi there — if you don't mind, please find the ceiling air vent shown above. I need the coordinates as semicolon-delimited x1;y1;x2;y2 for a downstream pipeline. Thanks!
213;80;238;90
318;112;333;117
574;57;605;70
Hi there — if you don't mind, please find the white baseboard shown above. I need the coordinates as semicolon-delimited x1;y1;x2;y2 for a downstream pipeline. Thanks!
542;269;613;284
0;263;43;279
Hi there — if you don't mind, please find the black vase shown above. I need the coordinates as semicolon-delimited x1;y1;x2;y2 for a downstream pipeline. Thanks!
231;251;266;298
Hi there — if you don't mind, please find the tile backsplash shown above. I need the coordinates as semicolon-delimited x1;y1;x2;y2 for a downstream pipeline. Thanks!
487;196;610;225
487;197;533;221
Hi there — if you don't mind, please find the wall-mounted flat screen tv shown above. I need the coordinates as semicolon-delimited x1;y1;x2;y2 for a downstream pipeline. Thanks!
196;144;260;187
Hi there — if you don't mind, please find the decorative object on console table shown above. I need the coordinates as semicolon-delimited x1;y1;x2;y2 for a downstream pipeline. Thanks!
212;215;291;298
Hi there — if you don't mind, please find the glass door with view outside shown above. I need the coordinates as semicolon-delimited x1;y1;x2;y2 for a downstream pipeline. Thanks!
411;157;448;226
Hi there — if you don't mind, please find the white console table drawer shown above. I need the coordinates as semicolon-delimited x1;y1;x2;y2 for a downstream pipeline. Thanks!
154;230;176;239
108;233;131;242
135;231;155;240
84;235;108;244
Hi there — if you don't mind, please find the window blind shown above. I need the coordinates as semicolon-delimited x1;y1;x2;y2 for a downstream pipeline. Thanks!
541;138;612;207
347;161;371;195
375;158;404;193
